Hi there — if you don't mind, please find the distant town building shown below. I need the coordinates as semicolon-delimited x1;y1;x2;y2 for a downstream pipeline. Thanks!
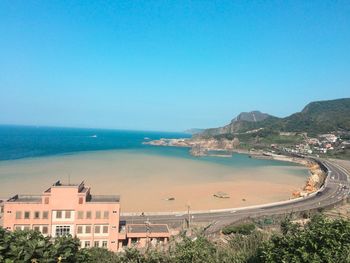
279;132;297;136
319;134;338;143
325;143;333;149
308;138;320;145
2;181;170;251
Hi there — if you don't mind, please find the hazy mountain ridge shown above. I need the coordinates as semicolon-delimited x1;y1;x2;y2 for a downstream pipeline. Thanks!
200;98;350;137
184;128;205;135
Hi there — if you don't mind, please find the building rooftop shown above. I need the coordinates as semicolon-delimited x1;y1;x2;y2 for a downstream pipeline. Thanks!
44;180;88;193
6;180;120;203
87;195;120;203
127;224;169;234
7;195;42;203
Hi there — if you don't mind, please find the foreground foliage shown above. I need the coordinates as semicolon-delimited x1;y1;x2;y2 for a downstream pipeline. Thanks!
1;215;350;262
259;215;350;263
0;228;89;262
222;223;256;235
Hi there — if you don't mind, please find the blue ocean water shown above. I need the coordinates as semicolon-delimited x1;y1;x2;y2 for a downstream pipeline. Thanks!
0;125;190;161
0;125;305;172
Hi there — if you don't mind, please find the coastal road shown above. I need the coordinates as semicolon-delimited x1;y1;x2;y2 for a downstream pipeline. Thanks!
121;159;350;233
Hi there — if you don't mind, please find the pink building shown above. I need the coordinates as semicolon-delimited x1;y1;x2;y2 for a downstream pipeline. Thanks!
3;181;120;251
2;181;170;252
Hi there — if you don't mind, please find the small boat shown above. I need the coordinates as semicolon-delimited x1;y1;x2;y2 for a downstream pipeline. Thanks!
144;137;150;140
90;135;98;138
165;197;175;201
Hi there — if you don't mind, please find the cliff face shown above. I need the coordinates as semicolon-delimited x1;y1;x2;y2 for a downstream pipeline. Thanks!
292;160;326;198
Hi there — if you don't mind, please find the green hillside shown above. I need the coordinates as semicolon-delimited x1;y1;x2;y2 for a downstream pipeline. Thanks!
281;98;350;134
200;98;350;137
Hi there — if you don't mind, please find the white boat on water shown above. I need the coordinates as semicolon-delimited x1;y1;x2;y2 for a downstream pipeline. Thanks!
90;135;98;138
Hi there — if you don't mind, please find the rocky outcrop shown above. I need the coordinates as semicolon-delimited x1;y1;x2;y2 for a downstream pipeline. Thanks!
292;161;326;198
144;137;241;157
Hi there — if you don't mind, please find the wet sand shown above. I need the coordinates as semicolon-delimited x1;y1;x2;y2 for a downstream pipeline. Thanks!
0;150;309;212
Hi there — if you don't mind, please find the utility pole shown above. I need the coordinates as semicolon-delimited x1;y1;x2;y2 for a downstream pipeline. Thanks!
187;204;191;229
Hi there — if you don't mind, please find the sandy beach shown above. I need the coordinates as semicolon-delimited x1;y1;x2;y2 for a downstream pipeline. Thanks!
0;150;309;212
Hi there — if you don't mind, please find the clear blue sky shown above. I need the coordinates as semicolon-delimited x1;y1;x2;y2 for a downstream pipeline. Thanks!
0;1;349;131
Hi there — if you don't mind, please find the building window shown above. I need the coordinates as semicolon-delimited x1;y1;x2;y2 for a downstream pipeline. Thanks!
103;226;108;234
43;211;49;219
86;211;92;219
15;211;22;219
77;211;84;219
94;225;100;234
15;226;22;230
103;211;109;219
23;226;30;230
85;226;91;234
102;241;107;248
55;226;70;237
44;197;49;204
112;210;117;214
56;211;62;219
65;211;71;219
84;241;90;248
34;211;40;219
94;241;99;247
33;226;40;232
24;211;30;219
95;211;101;219
77;226;83;234
79;197;83;204
42;226;48;234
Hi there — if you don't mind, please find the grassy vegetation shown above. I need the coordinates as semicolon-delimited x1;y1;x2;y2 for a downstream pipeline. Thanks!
215;129;304;149
258;134;303;145
325;149;350;160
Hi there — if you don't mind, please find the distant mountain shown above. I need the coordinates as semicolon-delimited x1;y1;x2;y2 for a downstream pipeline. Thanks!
200;98;350;137
278;98;350;133
200;111;273;136
184;128;204;135
233;111;271;122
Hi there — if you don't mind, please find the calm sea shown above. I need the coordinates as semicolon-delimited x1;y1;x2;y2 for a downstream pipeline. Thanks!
0;125;305;170
0;125;189;161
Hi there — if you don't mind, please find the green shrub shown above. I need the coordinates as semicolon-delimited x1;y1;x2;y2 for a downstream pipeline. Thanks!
222;223;256;235
0;228;90;262
259;215;350;263
2;215;350;263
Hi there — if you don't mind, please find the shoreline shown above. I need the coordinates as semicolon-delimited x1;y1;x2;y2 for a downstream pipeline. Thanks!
0;148;314;213
144;137;327;201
